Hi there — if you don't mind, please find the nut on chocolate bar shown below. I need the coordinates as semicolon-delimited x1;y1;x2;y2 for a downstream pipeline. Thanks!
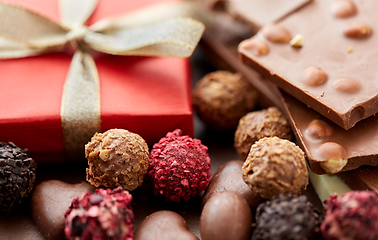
234;107;293;160
86;129;149;191
242;136;308;199
192;70;258;131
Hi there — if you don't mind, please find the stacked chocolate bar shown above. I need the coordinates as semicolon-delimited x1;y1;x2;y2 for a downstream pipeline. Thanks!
198;0;378;198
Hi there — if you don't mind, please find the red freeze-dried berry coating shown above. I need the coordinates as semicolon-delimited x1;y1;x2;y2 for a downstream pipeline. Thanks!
321;191;378;240
148;129;211;202
64;187;133;240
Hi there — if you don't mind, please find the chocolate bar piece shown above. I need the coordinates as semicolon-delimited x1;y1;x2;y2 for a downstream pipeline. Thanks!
201;9;378;174
228;0;312;32
281;91;378;174
239;0;378;130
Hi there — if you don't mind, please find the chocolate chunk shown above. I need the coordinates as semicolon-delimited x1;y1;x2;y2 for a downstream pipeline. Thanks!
30;180;95;240
239;0;378;130
202;160;263;209
86;128;149;191
0;142;36;215
242;137;308;199
200;191;252;240
234;107;293;160
192;71;258;131
134;210;198;240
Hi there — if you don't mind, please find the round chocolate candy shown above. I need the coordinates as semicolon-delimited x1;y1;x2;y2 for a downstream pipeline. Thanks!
192;70;258;131
0;142;36;215
31;180;95;240
242;137;308;199
135;210;198;240
200;191;252;240
85;128;149;191
202;160;263;210
252;195;322;240
234;107;293;160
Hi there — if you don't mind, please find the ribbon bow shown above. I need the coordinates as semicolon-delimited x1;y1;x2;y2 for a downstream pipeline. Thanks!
0;0;205;156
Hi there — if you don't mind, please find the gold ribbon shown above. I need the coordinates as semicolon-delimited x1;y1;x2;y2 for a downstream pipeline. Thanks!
0;0;205;157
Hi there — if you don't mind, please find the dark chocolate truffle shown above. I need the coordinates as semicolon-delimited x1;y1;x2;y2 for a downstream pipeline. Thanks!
200;191;252;240
0;142;36;215
192;71;258;131
242;137;308;199
64;187;133;240
86;129;149;191
252;195;322;240
234;107;293;160
321;191;378;240
148;129;211;202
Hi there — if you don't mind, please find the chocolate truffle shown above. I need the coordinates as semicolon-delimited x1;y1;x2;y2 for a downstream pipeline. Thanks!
252;195;322;240
0;142;36;215
321;191;378;240
242;136;308;199
148;129;211;202
234;107;293;160
192;71;258;131
31;180;95;240
200;191;252;240
64;187;133;240
202;160;263;209
86;128;149;191
134;210;198;240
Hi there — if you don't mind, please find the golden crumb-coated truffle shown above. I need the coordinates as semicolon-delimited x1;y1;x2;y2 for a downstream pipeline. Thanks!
242;137;308;199
85;129;149;191
234;107;293;160
192;71;258;131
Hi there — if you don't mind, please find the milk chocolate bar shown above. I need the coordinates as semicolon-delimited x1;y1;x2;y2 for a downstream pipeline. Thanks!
200;9;378;174
281;91;378;174
227;0;312;32
239;0;378;130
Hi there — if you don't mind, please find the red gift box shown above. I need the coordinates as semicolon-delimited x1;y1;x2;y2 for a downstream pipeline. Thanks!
0;0;194;162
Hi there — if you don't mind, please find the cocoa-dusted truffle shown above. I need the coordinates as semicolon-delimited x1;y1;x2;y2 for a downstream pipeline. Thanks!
64;187;133;240
192;71;258;131
242;136;308;199
0;142;36;215
321;191;378;240
148;129;211;202
252;195;322;240
234;107;293;160
86;129;149;191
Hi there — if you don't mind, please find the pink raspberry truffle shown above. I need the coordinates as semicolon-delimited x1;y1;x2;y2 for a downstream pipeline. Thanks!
148;129;211;202
321;191;378;240
64;187;133;240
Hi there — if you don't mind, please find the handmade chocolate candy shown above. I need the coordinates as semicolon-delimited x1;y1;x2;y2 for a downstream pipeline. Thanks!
31;180;95;240
239;0;378;130
200;191;252;240
135;211;198;240
202;160;263;209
